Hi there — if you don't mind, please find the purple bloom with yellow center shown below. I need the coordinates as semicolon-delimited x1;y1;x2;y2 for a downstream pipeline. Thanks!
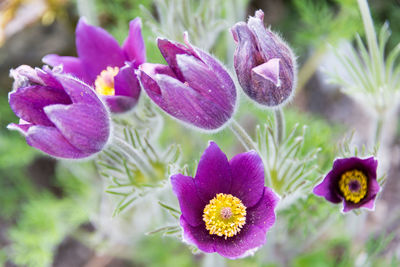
43;18;145;113
231;10;296;107
8;65;110;159
313;157;380;212
139;33;236;130
171;142;279;259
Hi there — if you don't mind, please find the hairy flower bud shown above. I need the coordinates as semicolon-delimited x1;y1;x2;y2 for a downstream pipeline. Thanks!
231;10;296;107
139;33;236;130
8;65;110;159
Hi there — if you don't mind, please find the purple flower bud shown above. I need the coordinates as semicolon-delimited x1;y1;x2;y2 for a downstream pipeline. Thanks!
313;157;380;212
138;33;236;130
8;65;110;159
231;10;296;107
43;18;145;113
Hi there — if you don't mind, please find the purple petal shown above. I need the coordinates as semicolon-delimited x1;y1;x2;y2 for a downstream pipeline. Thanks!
180;216;215;254
157;38;196;81
55;74;103;106
114;65;141;97
44;103;109;154
214;187;278;259
194;142;232;202
176;54;235;115
8;85;72;126
122;18;146;68
148;74;231;129
313;175;343;204
76;18;125;81
231;22;260;94
42;54;90;84
139;63;178;95
102;95;137;113
229;151;265;208
171;174;206;227
26;125;90;158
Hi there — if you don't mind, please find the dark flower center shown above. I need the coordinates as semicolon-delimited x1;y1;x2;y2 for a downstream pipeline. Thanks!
339;169;368;203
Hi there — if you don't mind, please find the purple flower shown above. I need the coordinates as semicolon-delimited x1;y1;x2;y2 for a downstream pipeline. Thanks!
171;142;279;259
43;18;145;113
313;157;380;212
139;34;236;130
8;65;110;159
231;10;296;107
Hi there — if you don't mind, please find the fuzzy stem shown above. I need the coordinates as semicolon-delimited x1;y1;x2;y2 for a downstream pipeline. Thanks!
114;137;157;179
373;114;383;147
229;119;257;152
274;108;285;145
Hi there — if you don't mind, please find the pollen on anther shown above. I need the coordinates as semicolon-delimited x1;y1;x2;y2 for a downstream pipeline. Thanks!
202;193;246;239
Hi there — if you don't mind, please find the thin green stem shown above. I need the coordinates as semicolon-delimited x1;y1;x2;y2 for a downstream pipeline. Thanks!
274;108;285;145
373;115;383;148
229;119;257;152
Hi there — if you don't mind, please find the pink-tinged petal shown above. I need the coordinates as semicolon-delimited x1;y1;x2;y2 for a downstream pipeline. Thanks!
176;54;235;115
36;66;64;90
194;142;232;202
138;63;177;95
55;74;103;106
252;58;280;86
122;18;146;68
10;65;44;88
214;187;278;259
157;38;196;81
26;125;90;158
76;18;125;80
229;151;265;208
180;216;216;254
8;85;72;126
114;65;141;98
44;103;110;154
42;54;90;84
7;122;34;135
171;174;206;227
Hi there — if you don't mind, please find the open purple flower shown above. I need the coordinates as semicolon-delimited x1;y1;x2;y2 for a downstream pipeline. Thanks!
313;157;380;212
171;142;278;259
231;10;296;107
139;33;236;130
43;18;145;113
8;65;110;159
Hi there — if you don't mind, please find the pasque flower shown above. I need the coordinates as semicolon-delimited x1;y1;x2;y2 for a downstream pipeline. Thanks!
171;142;278;259
8;65;110;159
313;157;380;212
139;33;236;130
231;10;296;107
43;18;145;113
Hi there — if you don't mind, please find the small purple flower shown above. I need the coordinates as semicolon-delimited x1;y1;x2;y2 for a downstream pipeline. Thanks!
139;33;236;130
43;18;145;113
8;65;110;159
231;10;296;107
313;157;380;212
171;142;278;259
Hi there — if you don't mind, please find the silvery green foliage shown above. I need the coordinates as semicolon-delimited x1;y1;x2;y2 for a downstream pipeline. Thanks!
140;0;248;50
96;104;182;216
256;119;321;203
327;1;400;116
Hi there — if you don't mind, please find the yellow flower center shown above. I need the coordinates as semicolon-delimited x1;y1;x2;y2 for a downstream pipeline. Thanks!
339;169;368;203
203;193;246;239
95;66;119;96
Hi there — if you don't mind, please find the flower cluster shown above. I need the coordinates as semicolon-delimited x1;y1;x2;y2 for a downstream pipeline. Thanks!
5;6;384;262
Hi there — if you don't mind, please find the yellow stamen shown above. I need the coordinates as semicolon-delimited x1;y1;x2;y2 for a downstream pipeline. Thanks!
339;169;368;203
95;66;119;96
203;193;246;239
